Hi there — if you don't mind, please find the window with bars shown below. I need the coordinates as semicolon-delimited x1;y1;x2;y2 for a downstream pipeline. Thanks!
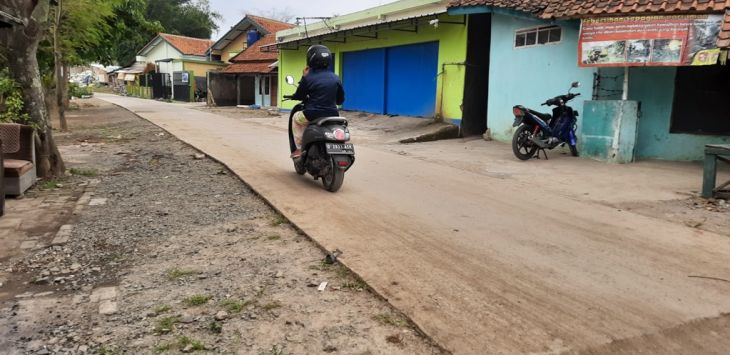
515;26;562;48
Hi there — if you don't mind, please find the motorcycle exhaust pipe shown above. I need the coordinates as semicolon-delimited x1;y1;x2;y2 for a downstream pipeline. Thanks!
529;137;548;148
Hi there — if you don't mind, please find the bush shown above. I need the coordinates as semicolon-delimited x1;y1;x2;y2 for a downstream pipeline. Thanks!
68;82;93;99
0;70;30;124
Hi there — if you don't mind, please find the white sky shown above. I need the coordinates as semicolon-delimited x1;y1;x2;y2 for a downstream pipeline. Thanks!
210;0;398;40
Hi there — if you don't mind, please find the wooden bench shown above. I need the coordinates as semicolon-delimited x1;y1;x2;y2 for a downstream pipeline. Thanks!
702;144;730;199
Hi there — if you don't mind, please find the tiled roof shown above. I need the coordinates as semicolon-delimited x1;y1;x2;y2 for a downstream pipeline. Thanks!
449;0;730;48
721;9;730;47
448;0;548;14
159;33;214;56
229;34;278;62
246;14;295;34
541;0;730;18
222;62;275;74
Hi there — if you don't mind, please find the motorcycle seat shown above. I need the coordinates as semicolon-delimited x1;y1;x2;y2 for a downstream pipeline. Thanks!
314;117;348;126
528;109;552;122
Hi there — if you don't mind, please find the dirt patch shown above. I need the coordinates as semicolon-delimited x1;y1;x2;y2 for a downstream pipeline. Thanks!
619;196;730;237
0;99;445;354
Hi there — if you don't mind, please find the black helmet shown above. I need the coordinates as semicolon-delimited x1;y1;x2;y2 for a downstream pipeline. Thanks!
307;45;332;69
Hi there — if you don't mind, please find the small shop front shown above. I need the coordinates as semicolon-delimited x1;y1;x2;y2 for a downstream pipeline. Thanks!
579;14;730;162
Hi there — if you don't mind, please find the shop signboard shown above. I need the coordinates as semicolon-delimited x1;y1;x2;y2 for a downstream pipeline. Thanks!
579;15;723;67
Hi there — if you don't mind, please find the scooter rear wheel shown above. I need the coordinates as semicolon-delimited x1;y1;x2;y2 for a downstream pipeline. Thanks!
512;125;538;160
322;158;345;192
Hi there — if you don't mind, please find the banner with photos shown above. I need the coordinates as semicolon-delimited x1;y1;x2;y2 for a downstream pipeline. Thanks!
579;15;723;67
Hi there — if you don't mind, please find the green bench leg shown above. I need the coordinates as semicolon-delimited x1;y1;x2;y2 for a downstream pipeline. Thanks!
702;154;717;198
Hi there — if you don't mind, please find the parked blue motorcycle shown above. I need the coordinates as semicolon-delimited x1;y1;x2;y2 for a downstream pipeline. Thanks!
511;82;581;160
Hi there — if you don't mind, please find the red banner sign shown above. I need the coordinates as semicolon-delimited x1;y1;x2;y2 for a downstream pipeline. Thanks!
579;15;723;67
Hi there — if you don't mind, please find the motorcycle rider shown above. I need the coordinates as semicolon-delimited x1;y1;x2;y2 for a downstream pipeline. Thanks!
290;45;345;158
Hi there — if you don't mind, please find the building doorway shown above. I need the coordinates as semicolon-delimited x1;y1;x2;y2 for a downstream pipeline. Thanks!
461;13;491;136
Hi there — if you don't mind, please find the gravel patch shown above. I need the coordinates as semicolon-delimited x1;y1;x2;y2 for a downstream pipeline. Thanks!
0;99;445;355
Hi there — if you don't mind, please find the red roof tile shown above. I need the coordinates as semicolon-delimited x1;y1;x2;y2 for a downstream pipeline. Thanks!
222;62;275;74
540;0;730;18
229;34;279;62
448;0;548;14
159;33;214;56
449;1;730;48
246;14;295;34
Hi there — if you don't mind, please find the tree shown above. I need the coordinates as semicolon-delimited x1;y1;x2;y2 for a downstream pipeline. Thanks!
103;0;162;66
146;0;220;39
49;0;118;130
0;0;65;177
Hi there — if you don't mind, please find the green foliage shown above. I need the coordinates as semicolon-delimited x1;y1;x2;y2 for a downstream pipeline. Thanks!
55;0;120;66
183;294;211;306
153;304;172;314
96;0;220;66
165;268;196;280
154;316;180;333
146;0;221;39
176;336;205;351
104;0;163;65
208;321;223;334
69;167;98;176
220;299;254;314
68;82;93;98
0;71;30;124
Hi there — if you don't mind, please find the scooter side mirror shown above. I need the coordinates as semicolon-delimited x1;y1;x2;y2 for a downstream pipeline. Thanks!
285;75;295;86
571;81;581;88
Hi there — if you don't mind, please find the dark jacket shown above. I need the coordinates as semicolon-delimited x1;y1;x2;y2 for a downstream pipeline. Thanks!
291;69;345;120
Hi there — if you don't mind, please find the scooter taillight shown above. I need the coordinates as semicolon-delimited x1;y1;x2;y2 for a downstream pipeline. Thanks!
333;129;347;141
513;107;525;117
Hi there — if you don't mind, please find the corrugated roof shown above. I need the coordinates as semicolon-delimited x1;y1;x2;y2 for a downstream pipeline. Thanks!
158;33;214;56
274;0;447;47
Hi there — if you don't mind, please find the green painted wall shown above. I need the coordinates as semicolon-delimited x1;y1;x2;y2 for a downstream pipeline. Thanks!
278;14;468;120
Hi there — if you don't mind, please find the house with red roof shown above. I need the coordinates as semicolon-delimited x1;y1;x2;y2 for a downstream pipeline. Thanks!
446;0;730;162
206;15;294;107
137;33;224;101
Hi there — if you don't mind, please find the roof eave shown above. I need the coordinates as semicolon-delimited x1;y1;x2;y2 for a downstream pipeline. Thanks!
275;0;447;44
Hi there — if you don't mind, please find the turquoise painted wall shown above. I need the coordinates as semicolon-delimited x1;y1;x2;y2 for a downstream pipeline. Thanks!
630;67;730;160
487;15;595;142
597;67;730;161
278;14;468;120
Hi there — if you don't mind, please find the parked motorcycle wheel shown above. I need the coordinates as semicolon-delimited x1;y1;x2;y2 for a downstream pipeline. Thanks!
569;144;579;157
512;125;538;161
322;158;345;192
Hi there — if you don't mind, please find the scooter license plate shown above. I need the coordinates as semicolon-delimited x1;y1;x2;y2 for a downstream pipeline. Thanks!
513;117;523;127
325;143;355;155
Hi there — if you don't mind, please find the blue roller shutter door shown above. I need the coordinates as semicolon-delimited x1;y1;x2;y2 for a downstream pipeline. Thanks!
342;48;386;114
341;42;439;117
385;42;439;117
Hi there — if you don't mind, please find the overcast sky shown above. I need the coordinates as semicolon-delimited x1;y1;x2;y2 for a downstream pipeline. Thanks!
210;0;397;40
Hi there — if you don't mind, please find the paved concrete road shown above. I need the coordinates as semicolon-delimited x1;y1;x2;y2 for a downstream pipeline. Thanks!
99;94;730;354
